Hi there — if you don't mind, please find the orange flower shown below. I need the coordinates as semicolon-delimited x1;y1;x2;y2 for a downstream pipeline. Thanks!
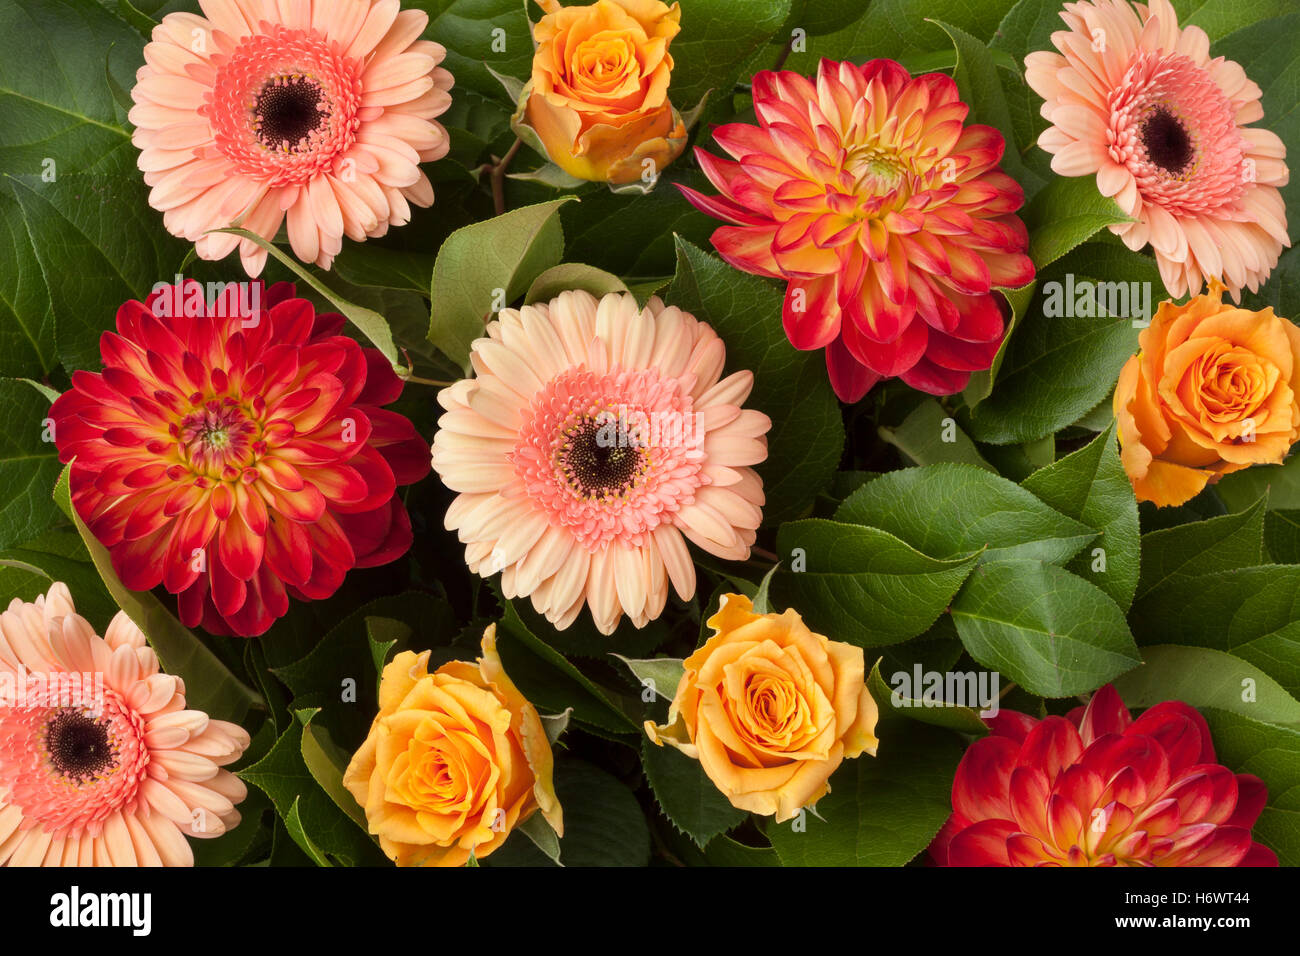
645;593;878;822
516;0;687;185
1114;280;1300;507
343;626;562;867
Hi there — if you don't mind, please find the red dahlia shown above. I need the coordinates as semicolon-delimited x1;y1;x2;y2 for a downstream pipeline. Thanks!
932;684;1277;866
51;281;429;637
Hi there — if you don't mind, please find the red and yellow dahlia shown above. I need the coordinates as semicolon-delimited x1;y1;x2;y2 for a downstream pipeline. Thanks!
50;280;430;638
679;58;1034;402
0;584;250;866
130;0;454;275
932;684;1277;867
1025;0;1289;299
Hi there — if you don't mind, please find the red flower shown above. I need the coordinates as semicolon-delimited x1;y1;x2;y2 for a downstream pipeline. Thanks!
932;685;1277;866
679;58;1034;402
51;281;430;637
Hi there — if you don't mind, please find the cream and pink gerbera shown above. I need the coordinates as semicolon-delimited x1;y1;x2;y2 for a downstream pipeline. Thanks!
130;0;453;275
431;291;771;635
0;584;250;866
1026;0;1289;299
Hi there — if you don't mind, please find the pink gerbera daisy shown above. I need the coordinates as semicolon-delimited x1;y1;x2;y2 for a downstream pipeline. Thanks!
0;584;250;866
431;291;771;635
1025;0;1289;299
130;0;454;275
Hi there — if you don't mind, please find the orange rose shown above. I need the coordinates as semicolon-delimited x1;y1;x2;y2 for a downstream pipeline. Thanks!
645;593;879;822
516;0;688;185
343;626;562;867
1114;280;1300;507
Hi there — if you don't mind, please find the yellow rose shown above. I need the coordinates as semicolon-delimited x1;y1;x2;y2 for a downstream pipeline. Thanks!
645;593;879;822
343;625;562;867
1114;280;1300;507
516;0;688;184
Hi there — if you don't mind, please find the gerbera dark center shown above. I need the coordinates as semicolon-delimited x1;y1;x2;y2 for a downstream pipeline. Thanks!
560;418;643;498
1141;106;1195;176
45;710;115;781
254;74;329;151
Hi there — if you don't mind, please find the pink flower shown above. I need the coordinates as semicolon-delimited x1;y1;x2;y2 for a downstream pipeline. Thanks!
0;584;250;866
1025;0;1289;299
130;0;454;275
431;291;771;635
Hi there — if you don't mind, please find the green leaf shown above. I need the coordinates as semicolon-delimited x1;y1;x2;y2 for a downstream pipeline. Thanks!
495;597;640;734
1023;176;1131;270
966;242;1160;443
668;0;792;110
642;736;746;847
282;797;331;867
867;659;991;735
428;198;574;370
1021;423;1139;609
273;592;454;745
1130;568;1300;698
752;562;778;614
930;19;1036;190
212;228;399;366
837;463;1097;566
53;466;261;724
517;811;563;865
701;834;781;866
487;758;650;867
773;519;978;647
778;0;866;37
951;560;1141;698
1173;0;1294;39
1112;645;1300;731
612;654;684;702
0;191;55;378
406;0;533;104
878;399;995;472
1135;497;1266;601
560;169;714;277
783;0;1007;76
765;720;961;866
1199;708;1300;865
524;262;627;304
239;720;387;867
365;616;410;684
1216;453;1300;511
1265;510;1300;562
0;528;118;628
667;238;844;524
961;281;1037;409
298;708;371;832
0;379;62;551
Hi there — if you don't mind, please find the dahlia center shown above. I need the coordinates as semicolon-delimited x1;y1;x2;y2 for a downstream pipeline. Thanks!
845;144;907;194
1140;106;1195;177
45;709;115;782
179;399;259;474
559;417;645;499
254;74;330;152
